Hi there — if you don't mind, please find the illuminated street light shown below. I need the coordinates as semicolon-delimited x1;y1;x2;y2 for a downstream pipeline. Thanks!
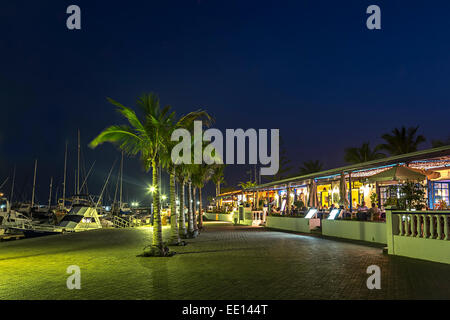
161;195;167;201
148;186;156;193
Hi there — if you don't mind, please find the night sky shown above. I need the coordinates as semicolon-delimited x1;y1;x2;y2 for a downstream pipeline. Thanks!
1;0;450;205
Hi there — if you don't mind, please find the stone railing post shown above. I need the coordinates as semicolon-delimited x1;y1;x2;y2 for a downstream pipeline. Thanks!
444;215;449;241
385;208;397;255
429;215;435;239
415;214;421;238
405;214;410;236
435;215;442;240
423;214;429;238
398;214;404;236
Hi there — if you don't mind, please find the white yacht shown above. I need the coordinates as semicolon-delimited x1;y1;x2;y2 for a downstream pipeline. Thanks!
0;195;33;235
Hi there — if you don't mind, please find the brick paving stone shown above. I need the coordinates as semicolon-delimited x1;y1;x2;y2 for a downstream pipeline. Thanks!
0;222;449;300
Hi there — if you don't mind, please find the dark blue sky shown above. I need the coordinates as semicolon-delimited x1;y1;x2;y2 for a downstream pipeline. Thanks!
1;0;450;204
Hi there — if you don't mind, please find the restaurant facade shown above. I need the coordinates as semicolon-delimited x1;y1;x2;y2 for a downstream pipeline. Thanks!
214;145;450;215
205;146;450;264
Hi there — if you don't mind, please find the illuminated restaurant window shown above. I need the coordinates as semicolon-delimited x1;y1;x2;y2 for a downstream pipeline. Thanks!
433;182;449;205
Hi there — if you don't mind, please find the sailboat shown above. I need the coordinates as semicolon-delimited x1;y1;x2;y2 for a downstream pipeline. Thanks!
0;194;33;235
8;130;114;238
110;152;132;216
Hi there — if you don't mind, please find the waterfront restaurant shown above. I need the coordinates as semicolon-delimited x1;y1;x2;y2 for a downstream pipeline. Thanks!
241;145;450;213
215;190;256;213
204;145;450;264
211;145;450;221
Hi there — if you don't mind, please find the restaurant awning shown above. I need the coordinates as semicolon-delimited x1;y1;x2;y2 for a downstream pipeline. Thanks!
367;166;427;182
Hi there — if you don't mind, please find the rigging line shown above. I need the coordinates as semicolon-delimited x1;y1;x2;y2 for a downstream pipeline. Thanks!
0;177;9;190
96;159;118;208
80;142;89;194
10;165;16;203
78;161;96;193
113;164;120;205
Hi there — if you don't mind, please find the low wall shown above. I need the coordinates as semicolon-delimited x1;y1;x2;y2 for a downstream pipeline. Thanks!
203;212;234;222
391;236;450;264
386;210;450;264
266;216;310;234
203;212;256;225
322;220;387;244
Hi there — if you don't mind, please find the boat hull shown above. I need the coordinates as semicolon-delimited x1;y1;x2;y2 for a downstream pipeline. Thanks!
21;229;62;238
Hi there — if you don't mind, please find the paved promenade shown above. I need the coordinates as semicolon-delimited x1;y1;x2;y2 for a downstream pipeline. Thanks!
0;222;449;299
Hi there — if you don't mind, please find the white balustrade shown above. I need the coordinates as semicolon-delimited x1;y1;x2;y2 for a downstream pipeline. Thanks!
394;212;449;240
444;215;449;240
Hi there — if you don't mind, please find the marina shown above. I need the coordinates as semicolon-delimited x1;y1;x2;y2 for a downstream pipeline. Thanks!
1;0;450;307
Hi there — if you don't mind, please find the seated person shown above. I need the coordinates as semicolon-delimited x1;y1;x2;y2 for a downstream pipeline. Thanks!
379;206;386;220
290;205;297;215
357;201;369;220
368;203;380;221
271;206;280;214
339;205;350;219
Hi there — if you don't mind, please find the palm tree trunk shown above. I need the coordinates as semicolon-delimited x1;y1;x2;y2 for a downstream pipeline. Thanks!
187;180;197;237
152;158;163;249
198;187;203;229
215;183;219;210
169;167;180;245
193;187;199;233
178;179;187;238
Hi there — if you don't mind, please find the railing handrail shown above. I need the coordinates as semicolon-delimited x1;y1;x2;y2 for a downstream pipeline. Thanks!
112;215;133;228
391;210;450;215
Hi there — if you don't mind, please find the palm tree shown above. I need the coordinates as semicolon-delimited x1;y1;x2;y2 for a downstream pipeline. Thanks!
344;142;385;164
378;126;426;155
185;165;197;237
298;160;323;175
431;137;450;148
211;164;225;209
175;164;188;238
191;164;215;229
238;181;257;189
89;93;172;256
160;110;211;245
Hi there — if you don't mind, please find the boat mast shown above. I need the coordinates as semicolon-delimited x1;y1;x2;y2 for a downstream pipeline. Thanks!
78;161;95;193
77;129;80;195
31;159;38;209
10;165;16;203
119;151;123;210
96;160;117;208
62;141;67;208
48;177;53;210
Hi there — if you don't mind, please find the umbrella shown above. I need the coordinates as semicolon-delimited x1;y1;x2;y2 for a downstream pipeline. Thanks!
339;172;349;208
308;180;319;208
367;166;427;183
408;167;441;180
